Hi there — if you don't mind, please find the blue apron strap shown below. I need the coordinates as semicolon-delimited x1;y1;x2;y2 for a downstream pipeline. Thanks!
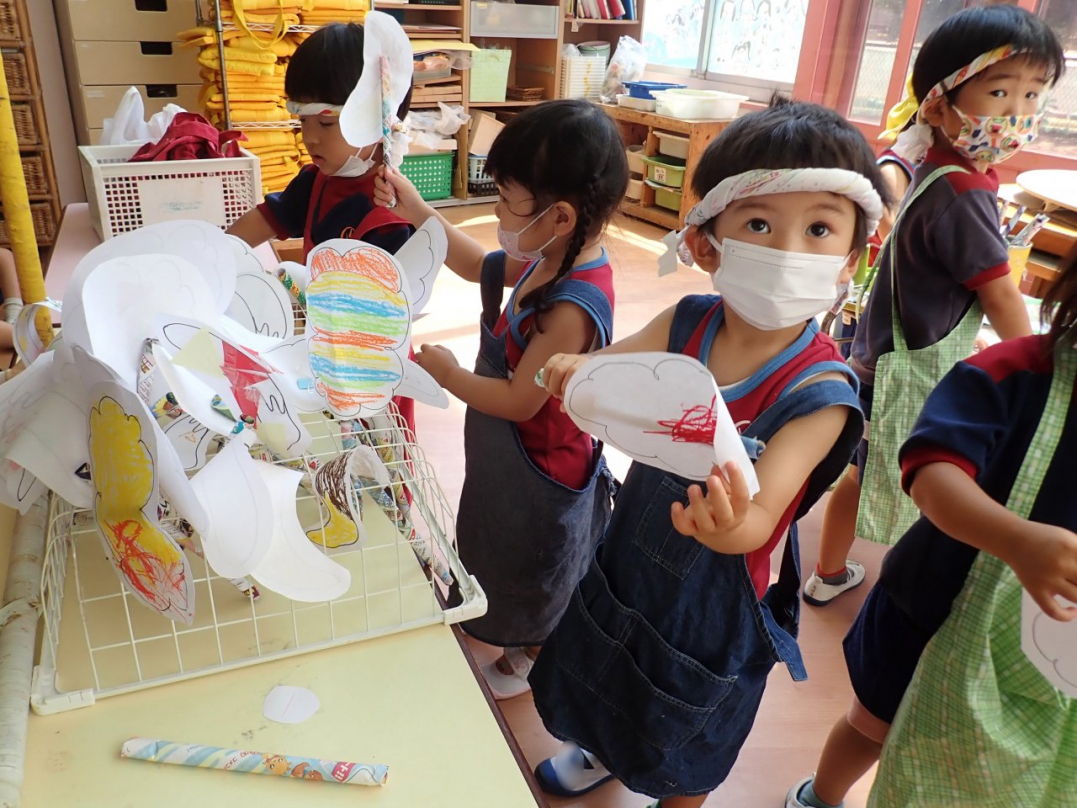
667;294;722;354
779;360;859;399
546;279;614;349
480;251;508;330
762;523;808;681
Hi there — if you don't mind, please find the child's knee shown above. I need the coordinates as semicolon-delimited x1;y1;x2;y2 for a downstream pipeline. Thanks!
846;697;889;746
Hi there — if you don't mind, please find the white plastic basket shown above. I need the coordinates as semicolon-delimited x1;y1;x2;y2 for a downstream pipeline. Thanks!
560;55;606;101
78;144;262;241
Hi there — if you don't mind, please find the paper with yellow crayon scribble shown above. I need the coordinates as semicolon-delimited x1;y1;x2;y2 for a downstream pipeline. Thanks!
88;383;194;624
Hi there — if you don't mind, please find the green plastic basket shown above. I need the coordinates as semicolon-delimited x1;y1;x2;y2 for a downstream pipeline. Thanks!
400;152;454;201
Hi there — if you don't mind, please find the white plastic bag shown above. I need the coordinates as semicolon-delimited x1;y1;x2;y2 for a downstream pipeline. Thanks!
601;36;648;104
101;86;185;146
404;103;470;150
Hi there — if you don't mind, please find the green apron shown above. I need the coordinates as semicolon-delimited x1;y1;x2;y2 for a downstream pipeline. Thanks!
868;340;1077;808
856;165;983;545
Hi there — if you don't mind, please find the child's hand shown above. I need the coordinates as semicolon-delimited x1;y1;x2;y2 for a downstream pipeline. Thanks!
375;165;425;223
415;343;460;386
670;462;752;549
1006;522;1077;621
542;353;589;402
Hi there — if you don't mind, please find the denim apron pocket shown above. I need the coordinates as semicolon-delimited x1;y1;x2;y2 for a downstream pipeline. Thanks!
632;476;705;580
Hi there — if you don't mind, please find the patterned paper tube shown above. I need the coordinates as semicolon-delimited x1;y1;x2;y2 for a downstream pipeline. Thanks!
120;738;388;787
380;55;393;167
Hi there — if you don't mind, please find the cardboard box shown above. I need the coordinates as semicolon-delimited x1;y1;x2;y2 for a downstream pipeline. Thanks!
79;84;202;130
57;0;197;42
467;110;504;156
72;41;200;86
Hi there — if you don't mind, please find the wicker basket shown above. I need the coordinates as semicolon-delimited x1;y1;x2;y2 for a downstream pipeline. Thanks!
0;202;57;245
12;101;38;145
0;0;20;41
21;153;47;195
3;50;30;96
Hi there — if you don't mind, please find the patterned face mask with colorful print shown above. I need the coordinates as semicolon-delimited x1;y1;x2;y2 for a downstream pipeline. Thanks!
949;106;1042;166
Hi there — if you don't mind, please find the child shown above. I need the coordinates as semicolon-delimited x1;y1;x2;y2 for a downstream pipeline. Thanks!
374;100;628;699
529;98;890;806
225;20;418;431
788;244;1077;808
803;4;1062;606
0;247;24;349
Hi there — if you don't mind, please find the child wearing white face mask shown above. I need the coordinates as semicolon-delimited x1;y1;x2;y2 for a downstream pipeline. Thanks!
528;96;891;808
373;100;629;700
803;5;1064;613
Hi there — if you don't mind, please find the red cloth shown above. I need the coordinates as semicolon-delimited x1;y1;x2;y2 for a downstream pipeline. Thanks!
130;113;246;162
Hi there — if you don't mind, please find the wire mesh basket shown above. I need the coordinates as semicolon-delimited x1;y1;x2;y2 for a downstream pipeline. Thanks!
31;406;485;714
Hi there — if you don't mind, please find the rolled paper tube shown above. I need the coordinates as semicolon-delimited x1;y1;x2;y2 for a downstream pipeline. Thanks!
120;738;388;787
380;55;393;167
533;368;545;388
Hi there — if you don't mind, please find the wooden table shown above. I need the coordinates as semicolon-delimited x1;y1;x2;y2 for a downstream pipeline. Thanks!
998;185;1077;296
600;104;731;231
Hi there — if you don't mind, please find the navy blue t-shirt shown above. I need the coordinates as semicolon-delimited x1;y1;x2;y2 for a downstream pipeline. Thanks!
257;165;414;258
851;147;1010;385
882;335;1077;632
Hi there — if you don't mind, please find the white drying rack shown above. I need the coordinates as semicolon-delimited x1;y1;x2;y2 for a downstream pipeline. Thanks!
30;407;485;715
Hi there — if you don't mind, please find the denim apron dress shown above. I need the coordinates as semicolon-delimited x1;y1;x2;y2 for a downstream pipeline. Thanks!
456;252;616;647
531;295;864;798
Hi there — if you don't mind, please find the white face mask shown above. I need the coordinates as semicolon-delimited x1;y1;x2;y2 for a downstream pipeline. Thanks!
333;145;376;178
707;234;851;331
497;205;556;262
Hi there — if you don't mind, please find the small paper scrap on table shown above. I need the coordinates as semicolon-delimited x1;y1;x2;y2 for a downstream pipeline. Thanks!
120;737;388;786
562;352;760;495
263;685;320;725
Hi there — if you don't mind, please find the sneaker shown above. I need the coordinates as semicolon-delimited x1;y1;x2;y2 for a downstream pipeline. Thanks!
534;743;614;797
803;560;866;606
480;647;535;700
786;775;844;808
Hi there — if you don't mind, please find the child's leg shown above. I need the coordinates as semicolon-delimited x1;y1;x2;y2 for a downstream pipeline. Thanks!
0;248;23;323
795;708;886;806
0;321;12;350
659;794;708;808
807;466;865;600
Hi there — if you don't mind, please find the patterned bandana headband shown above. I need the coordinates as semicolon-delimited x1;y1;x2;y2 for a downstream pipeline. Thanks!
286;101;343;117
658;167;885;275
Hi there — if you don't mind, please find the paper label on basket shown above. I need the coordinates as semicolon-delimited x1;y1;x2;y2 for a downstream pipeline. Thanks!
562;352;760;494
137;177;226;228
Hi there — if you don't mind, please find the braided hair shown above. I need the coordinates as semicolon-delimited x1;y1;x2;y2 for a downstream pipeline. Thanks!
484;100;628;332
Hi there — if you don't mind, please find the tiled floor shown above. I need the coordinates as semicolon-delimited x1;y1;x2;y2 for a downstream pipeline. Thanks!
413;206;887;807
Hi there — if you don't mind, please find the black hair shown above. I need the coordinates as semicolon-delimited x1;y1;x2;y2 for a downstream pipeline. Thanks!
485;99;629;330
690;95;893;249
285;23;412;118
912;5;1064;105
1043;244;1077;350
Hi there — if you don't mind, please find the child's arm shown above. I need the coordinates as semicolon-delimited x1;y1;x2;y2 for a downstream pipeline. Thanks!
226;208;281;248
977;275;1032;340
671;389;851;554
910;462;1077;621
374;166;529;287
417;300;598;422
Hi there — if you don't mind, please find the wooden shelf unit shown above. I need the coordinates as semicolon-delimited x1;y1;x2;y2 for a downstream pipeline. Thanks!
599;103;730;229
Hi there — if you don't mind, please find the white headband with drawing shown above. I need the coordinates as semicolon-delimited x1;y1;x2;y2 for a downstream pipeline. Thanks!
285;101;343;117
658;167;885;276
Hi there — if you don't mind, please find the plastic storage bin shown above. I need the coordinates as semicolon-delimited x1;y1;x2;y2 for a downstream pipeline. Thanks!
656;132;690;159
470;48;512;102
400;151;455;201
560;55;606;100
626;178;643;201
647;180;682;212
616;94;656;112
653;89;748;120
642;154;687;189
622;81;686;100
626;144;645;176
467;155;497;196
78;144;261;240
470;2;559;39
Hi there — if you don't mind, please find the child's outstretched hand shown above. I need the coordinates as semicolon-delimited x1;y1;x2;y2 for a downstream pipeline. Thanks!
671;462;752;550
1007;522;1077;621
541;353;589;404
375;165;425;223
415;343;460;387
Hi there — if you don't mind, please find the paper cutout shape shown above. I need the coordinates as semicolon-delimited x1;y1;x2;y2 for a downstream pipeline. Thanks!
563;352;760;494
340;12;412;149
306;445;391;549
87;383;195;624
397;359;450;409
13;298;61;365
189;439;274;578
260;336;325;413
78;254;218;386
162;416;215;473
305;240;413;418
1022;591;1077;698
0;462;46;515
249;462;352;602
394;216;446;316
227;267;296;340
151;343;242;439
158;318;312;459
263;685;320;725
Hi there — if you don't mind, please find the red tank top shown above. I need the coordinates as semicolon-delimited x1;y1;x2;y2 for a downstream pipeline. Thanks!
492;257;615;489
683;301;846;598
